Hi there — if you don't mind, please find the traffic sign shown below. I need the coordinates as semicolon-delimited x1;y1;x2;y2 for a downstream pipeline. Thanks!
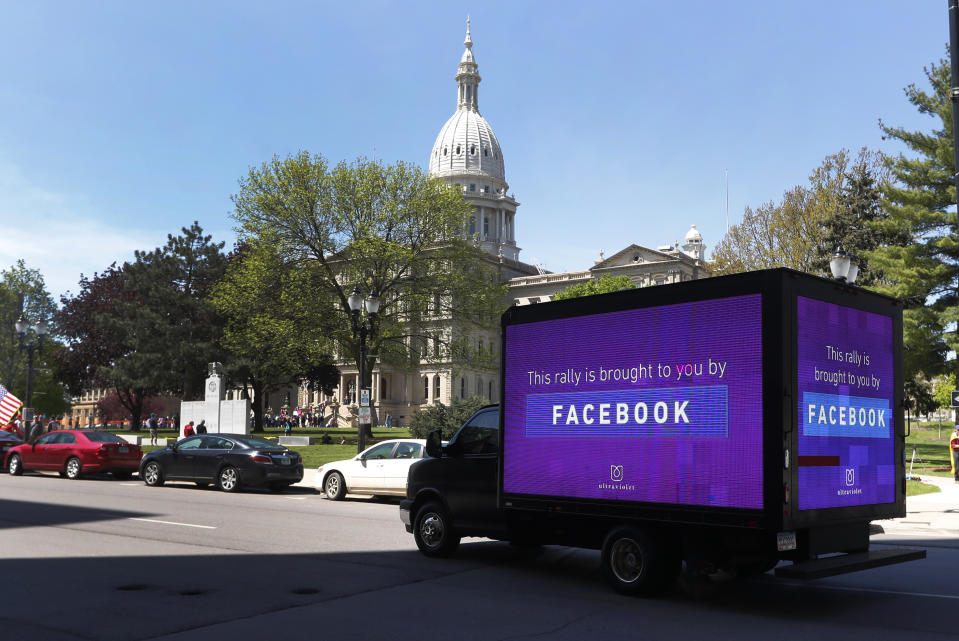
952;390;959;408
360;388;371;407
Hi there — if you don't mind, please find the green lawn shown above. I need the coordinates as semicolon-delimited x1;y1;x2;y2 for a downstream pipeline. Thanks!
906;479;941;497
905;423;955;478
133;427;413;469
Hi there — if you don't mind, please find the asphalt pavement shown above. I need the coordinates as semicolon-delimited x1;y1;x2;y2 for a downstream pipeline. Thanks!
299;465;959;537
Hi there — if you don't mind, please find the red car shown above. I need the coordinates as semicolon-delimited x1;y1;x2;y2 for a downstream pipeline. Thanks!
5;430;142;480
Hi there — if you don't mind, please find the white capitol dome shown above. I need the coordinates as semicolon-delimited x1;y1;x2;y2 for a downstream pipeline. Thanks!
428;20;508;190
685;224;703;243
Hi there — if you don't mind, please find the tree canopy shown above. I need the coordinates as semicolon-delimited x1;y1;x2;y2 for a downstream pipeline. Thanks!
552;274;636;300
211;241;340;430
55;223;227;428
712;149;891;278
231;152;508;408
0;261;68;417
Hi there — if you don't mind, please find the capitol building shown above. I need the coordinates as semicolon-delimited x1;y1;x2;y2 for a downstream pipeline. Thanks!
300;21;708;426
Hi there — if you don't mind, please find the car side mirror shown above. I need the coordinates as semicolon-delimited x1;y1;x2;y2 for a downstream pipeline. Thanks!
425;430;443;458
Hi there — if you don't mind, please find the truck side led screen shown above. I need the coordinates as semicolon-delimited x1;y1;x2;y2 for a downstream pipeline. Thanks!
503;294;764;509
796;297;895;510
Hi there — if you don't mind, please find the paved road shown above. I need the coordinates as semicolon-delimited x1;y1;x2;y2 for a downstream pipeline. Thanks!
1;471;956;641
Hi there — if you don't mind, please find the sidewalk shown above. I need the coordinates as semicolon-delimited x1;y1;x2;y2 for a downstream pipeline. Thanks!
293;467;318;491
877;474;959;536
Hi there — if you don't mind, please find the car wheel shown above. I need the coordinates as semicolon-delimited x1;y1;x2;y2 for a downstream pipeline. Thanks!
142;461;164;487
112;471;133;480
324;471;346;500
8;454;22;476
217;466;240;493
601;526;678;597
413;501;460;557
65;457;83;480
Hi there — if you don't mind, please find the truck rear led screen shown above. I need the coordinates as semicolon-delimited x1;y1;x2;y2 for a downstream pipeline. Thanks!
503;294;764;509
796;297;895;510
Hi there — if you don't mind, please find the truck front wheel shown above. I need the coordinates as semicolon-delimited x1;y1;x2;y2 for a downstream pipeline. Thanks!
413;502;460;557
602;526;678;597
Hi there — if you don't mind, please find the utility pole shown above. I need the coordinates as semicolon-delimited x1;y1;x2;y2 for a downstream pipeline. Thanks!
949;1;959;405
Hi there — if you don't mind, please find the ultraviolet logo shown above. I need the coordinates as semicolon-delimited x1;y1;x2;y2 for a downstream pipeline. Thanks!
525;385;728;438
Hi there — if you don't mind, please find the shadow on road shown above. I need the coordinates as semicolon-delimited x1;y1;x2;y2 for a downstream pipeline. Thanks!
0;497;153;530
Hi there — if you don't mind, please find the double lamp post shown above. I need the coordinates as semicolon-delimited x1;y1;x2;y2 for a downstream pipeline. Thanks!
14;316;48;427
348;287;380;453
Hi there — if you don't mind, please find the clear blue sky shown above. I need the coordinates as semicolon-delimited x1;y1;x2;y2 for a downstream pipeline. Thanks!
0;0;947;299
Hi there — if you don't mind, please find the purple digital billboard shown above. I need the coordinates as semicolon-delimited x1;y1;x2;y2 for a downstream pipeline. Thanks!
796;297;896;510
503;294;764;509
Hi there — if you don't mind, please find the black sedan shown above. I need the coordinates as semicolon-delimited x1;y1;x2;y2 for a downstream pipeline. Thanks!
1;431;23;472
139;434;303;492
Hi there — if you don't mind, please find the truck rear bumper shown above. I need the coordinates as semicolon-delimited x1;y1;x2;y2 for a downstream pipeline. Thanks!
399;499;413;533
774;547;926;580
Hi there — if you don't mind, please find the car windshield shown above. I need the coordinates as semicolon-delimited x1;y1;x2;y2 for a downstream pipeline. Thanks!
83;432;128;443
231;436;284;450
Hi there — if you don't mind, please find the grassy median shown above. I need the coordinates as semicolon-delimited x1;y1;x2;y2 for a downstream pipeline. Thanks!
134;427;413;469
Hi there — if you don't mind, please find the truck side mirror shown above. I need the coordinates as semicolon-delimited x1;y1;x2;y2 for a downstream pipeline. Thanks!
425;430;443;458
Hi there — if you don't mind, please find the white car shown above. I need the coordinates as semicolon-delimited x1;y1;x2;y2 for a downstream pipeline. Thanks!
317;439;427;500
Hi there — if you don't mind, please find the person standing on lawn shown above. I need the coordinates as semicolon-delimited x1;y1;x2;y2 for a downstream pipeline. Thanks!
147;413;159;446
950;425;959;483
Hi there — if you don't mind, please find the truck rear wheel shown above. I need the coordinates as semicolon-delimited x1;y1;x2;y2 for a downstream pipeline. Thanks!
413;502;460;557
602;526;678;596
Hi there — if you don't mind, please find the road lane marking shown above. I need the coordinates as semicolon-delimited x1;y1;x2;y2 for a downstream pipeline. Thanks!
128;518;216;530
780;580;959;601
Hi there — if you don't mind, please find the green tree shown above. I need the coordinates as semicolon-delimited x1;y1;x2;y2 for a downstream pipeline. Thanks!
551;274;636;300
116;222;228;400
1;260;57;389
870;57;956;386
232;152;507;435
55;224;228;430
54;264;160;430
408;396;490;440
713;151;863;277
932;374;956;412
211;241;340;431
0;261;68;417
813;149;904;286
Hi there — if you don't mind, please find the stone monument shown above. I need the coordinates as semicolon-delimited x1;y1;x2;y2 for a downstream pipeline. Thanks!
179;363;250;436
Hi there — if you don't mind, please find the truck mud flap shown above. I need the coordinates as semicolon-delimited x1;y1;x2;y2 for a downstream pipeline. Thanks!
774;548;926;580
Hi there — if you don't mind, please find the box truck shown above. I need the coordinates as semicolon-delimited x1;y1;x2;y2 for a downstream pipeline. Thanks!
400;268;925;595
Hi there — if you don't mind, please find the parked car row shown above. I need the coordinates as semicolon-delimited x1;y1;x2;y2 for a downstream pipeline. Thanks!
2;429;437;500
2;430;304;493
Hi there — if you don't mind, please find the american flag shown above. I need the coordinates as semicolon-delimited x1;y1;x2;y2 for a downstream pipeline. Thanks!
0;383;23;424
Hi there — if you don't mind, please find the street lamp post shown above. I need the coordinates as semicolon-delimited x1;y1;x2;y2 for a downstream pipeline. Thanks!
348;287;380;453
829;246;859;285
15;316;48;430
